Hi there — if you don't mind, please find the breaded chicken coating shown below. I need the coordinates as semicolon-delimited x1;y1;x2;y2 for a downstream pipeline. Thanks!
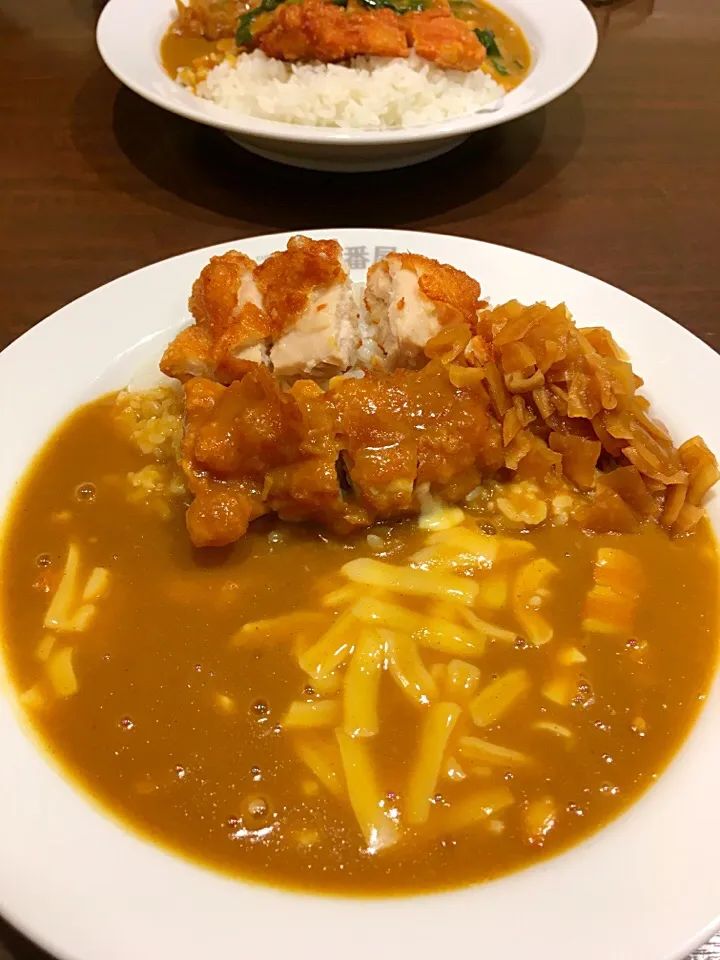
162;240;485;384
180;358;502;546
365;252;483;366
160;251;272;383
161;237;359;383
405;6;486;71
252;0;484;69
181;368;355;546
330;361;500;516
259;236;358;377
181;376;269;547
255;0;409;62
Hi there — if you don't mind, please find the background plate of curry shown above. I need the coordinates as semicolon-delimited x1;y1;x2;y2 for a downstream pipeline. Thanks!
2;230;720;960
96;0;597;171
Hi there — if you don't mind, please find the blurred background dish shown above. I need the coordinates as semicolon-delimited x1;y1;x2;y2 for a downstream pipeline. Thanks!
96;0;597;171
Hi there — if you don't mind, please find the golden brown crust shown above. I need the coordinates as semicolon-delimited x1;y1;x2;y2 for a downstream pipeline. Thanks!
392;252;483;326
161;237;349;385
178;355;504;546
404;7;486;71
161;251;273;383
188;251;260;336
255;236;347;334
180;377;270;546
159;325;215;382
255;0;409;62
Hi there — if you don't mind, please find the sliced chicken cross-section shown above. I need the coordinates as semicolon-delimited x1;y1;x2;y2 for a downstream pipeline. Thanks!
161;236;359;384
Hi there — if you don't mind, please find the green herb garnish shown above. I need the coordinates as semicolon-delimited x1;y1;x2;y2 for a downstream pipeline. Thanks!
490;57;509;75
448;0;480;14
513;58;524;69
358;0;430;13
236;0;287;47
474;27;501;58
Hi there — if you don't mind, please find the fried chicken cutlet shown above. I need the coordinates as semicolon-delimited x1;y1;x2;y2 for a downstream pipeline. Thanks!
173;0;487;71
161;237;359;383
251;0;485;70
162;236;484;381
254;0;410;62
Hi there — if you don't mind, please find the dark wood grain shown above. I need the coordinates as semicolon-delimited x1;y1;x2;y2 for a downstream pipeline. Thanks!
1;0;720;956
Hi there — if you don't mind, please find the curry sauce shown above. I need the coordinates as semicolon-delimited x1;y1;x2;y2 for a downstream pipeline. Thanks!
161;33;224;77
1;394;717;895
448;0;530;89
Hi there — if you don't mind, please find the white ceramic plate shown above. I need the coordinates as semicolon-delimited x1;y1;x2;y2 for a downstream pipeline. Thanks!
1;230;719;960
96;0;597;172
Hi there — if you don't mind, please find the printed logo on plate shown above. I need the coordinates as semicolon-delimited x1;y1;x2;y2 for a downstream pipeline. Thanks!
255;246;396;267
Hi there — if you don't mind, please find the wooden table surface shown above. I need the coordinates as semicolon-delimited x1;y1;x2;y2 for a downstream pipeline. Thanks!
1;0;719;956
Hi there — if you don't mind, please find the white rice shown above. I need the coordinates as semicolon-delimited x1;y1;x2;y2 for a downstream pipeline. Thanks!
196;49;503;129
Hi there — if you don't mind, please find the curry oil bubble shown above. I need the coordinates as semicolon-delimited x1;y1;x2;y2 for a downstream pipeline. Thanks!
241;795;273;828
75;482;96;503
250;698;270;720
246;796;270;820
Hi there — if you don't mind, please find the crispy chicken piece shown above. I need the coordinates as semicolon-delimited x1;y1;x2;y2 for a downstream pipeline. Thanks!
262;379;356;526
343;4;411;59
252;0;484;69
161;237;359;384
254;0;409;62
161;251;273;383
179;355;503;546
159;325;215;382
364;252;482;367
404;6;486;71
330;360;501;516
181;368;359;545
162;239;486;385
257;237;358;377
181;377;269;547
